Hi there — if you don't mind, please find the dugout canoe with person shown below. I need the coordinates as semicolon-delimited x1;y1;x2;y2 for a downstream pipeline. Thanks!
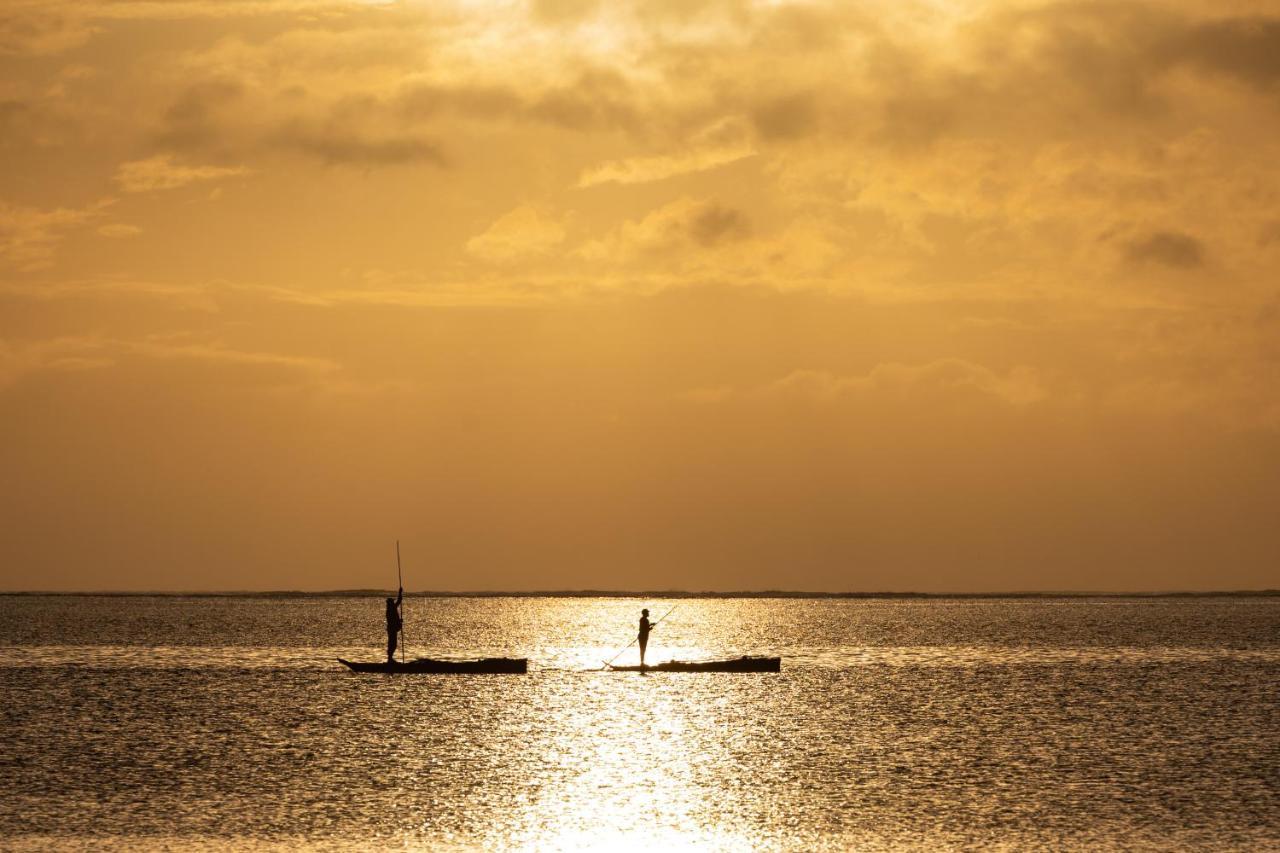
605;655;781;673
601;605;782;672
335;541;529;675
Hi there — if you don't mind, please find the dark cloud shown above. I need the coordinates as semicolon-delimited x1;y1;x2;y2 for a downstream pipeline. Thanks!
963;8;1280;124
731;7;1280;152
397;83;523;121
750;93;818;141
156;79;245;153
152;80;446;167
876;94;958;149
400;71;642;134
0;8;94;55
735;4;1177;150
1124;230;1205;269
528;69;640;133
272;122;447;167
1018;3;1173;114
93;3;1280;178
688;203;750;247
164;79;244;126
870;3;1174;148
1170;17;1280;90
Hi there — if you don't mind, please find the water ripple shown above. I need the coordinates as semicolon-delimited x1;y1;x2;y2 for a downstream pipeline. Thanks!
2;596;1277;850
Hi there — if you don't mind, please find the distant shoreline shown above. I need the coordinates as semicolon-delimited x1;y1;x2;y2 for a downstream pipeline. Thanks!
2;589;1277;599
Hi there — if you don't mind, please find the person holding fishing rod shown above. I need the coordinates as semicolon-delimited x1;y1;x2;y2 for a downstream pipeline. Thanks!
603;605;675;669
638;608;655;667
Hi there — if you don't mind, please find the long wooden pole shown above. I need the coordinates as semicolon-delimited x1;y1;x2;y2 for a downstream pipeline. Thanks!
396;540;405;663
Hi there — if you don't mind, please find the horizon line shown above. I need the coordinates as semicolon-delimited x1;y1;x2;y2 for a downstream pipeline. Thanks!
2;588;1277;598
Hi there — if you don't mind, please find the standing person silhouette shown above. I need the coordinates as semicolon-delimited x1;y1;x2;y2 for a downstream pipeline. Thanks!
386;587;403;663
638;608;654;668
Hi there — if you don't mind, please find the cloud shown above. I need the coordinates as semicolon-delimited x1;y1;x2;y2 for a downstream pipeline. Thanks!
1169;17;1280;91
128;338;339;374
97;223;142;238
466;205;567;262
161;32;652;166
751;93;819;141
110;2;1280;194
0;201;103;271
155;78;245;152
577;111;758;188
1;0;380;57
0;7;96;55
721;7;1280;155
577;144;755;187
395;82;526;122
763;361;1048;409
1124;230;1206;269
681;360;1049;426
578;198;751;261
526;69;641;133
398;71;647;136
0;334;339;392
271;124;448;167
0;337;112;389
152;75;451;167
0;276;216;310
688;203;750;247
0;273;550;310
114;155;250;192
1;0;378;59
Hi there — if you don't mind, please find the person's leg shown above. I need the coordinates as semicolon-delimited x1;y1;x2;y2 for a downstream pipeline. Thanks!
387;630;397;662
639;637;647;667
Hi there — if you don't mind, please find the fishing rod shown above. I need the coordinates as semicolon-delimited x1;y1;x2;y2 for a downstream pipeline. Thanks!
602;604;677;669
396;540;405;664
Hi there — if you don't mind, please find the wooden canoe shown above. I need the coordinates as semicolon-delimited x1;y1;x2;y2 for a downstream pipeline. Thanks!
338;657;527;674
607;656;781;673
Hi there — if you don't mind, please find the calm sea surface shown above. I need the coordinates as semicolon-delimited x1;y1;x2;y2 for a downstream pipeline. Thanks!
1;596;1277;851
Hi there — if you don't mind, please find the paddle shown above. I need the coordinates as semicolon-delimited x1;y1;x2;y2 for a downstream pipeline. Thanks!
396;540;405;664
602;604;676;669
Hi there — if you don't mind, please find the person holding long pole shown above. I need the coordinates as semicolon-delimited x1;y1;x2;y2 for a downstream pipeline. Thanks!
386;543;404;664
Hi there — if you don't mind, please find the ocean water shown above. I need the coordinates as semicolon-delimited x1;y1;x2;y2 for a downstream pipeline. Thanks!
1;595;1277;851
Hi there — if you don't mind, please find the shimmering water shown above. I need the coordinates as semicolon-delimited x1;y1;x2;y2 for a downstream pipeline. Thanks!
1;596;1277;850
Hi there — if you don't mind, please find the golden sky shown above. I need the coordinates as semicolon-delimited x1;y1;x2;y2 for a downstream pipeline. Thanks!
2;0;1278;591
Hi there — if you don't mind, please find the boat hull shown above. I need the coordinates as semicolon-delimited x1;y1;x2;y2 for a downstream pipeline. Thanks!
338;657;527;674
608;656;781;673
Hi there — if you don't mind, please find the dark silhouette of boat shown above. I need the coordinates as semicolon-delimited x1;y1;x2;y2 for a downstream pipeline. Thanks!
338;657;527;674
607;656;781;672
